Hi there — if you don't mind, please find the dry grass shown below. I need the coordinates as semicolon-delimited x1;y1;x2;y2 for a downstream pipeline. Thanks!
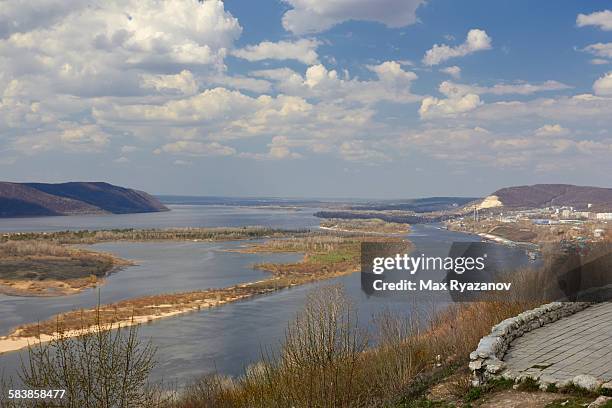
1;227;307;245
320;218;410;234
170;286;534;408
0;240;128;296
9;235;409;338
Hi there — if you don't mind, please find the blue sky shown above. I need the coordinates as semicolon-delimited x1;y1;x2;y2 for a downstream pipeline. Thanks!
0;0;611;198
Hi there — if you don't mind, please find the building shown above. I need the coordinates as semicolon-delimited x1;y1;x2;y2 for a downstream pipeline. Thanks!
596;213;612;220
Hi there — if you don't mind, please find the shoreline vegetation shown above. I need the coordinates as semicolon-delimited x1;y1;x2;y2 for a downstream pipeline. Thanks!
0;241;131;297
0;224;412;355
1;226;308;244
319;218;410;234
0;227;306;297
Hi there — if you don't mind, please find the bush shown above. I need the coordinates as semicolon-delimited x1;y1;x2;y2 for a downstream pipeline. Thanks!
1;312;163;408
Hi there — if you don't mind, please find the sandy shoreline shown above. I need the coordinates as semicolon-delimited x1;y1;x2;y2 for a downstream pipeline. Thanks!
0;309;188;355
0;279;302;355
0;234;403;356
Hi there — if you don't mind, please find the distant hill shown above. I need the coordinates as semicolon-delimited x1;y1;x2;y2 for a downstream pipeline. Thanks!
0;182;168;218
484;184;612;211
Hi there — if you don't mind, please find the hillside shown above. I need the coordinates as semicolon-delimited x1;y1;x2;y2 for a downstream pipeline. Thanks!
0;182;168;218
490;184;612;211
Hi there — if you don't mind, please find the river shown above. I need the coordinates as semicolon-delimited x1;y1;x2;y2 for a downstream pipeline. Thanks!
0;205;531;387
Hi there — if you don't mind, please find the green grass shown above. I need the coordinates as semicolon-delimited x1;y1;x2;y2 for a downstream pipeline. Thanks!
463;387;483;402
309;248;356;264
516;377;541;392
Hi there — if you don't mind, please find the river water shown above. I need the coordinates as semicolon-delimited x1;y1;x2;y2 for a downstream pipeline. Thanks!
0;205;531;387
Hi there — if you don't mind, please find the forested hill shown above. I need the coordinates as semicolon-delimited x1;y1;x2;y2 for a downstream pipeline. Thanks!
0;182;168;218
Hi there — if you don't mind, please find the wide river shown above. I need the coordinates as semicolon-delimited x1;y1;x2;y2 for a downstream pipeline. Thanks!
0;205;531;387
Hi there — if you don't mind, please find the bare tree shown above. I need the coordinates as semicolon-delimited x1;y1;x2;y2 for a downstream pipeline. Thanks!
11;310;163;408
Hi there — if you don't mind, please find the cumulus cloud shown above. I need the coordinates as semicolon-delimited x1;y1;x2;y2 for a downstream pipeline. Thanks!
12;123;110;154
339;140;389;163
0;0;86;38
593;72;612;96
240;136;302;160
95;87;258;124
157;140;236;157
577;10;612;31
535;124;570;137
0;0;241;98
438;80;571;96
207;74;271;93
423;29;492;66
281;0;425;35
440;66;461;79
140;70;198;95
445;93;612;124
254;62;420;104
393;125;612;172
419;78;576;121
583;42;612;58
233;38;320;65
419;93;481;119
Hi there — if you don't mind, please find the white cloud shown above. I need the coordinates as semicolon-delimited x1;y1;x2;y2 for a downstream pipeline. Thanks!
140;70;198;95
577;10;612;31
94;85;378;160
583;43;612;58
95;87;258;124
233;39;319;65
393;125;612;171
0;0;241;97
250;68;301;82
0;0;86;38
158;140;236;157
593;72;612;96
590;58;610;65
448;93;612;124
257;62;420;104
367;61;418;83
535;124;570;137
339;140;389;163
418;79;569;120
12;123;110;154
440;66;461;79
439;80;570;96
240;136;302;160
207;75;271;93
419;93;481;119
281;0;425;35
423;29;492;66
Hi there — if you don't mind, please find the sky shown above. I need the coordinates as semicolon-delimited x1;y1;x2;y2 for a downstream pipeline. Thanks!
1;0;611;198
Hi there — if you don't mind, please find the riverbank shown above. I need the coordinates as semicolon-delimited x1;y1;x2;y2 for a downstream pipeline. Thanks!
0;241;131;297
1;227;307;245
319;218;410;234
0;227;309;297
0;235;410;354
